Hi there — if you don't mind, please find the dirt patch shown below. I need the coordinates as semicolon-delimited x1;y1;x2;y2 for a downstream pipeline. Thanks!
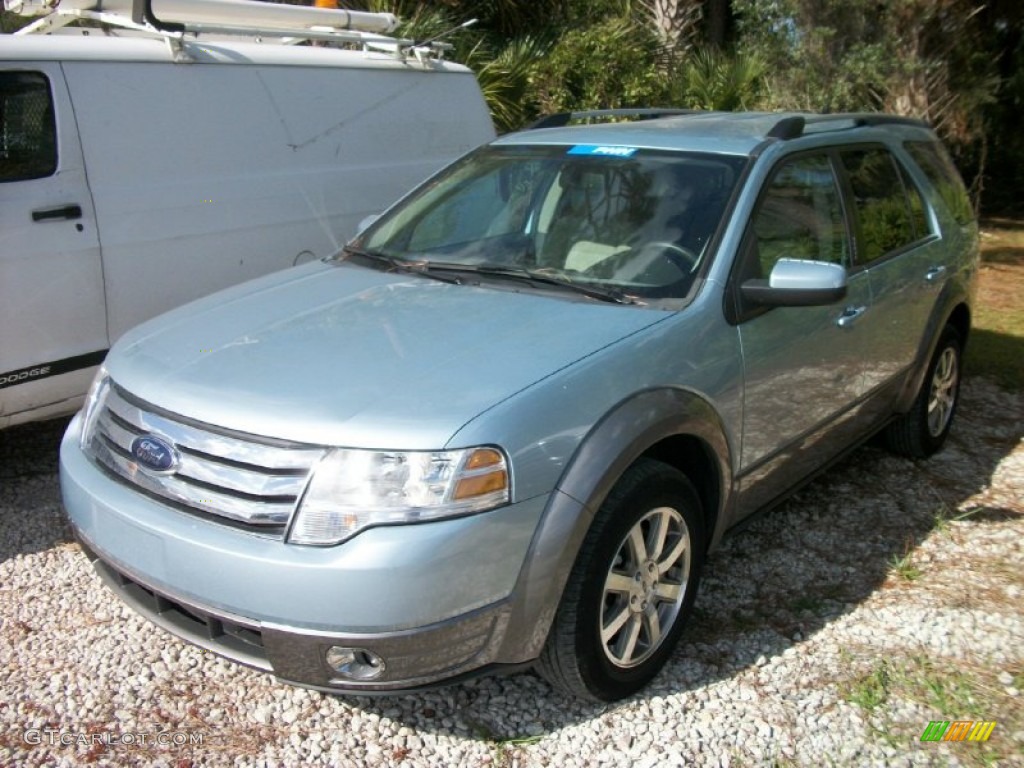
979;218;1024;267
979;223;1024;315
978;261;1024;315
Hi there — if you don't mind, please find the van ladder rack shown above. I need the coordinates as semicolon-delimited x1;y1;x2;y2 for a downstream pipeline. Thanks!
6;0;452;62
529;108;702;130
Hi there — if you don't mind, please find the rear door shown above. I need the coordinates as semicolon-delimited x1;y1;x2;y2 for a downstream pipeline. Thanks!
836;145;941;388
0;62;107;425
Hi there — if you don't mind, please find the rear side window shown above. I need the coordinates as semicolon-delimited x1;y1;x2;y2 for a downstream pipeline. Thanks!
904;140;974;226
0;71;57;182
840;148;929;263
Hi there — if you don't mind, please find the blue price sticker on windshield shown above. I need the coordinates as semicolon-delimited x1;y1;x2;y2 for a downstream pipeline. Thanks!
568;145;638;158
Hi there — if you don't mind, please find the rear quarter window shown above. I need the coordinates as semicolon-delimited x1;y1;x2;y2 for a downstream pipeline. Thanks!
0;71;57;182
904;140;974;226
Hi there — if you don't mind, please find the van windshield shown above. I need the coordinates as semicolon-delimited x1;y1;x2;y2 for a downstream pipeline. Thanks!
347;145;746;301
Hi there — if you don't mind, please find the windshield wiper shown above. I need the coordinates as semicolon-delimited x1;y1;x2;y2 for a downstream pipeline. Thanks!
338;246;464;285
429;262;639;305
340;249;638;304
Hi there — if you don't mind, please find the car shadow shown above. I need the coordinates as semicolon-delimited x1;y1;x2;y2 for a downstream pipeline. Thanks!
967;327;1024;391
340;377;1022;738
0;416;75;562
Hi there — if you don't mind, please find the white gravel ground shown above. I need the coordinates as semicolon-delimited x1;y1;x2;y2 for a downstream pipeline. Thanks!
1;378;1021;767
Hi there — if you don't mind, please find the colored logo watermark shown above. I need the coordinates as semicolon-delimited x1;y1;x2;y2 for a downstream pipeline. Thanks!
920;720;996;742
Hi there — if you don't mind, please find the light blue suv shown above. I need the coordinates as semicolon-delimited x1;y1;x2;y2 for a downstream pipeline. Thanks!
60;110;978;701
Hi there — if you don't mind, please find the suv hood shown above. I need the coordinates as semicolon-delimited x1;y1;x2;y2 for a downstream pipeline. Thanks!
107;261;667;448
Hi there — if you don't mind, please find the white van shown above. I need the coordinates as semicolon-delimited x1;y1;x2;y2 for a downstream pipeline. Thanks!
0;0;495;427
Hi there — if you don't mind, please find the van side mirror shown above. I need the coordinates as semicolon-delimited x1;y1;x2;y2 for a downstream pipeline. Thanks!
356;214;380;234
741;258;847;307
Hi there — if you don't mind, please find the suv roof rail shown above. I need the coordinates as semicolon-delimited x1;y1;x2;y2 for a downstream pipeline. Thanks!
528;108;701;130
766;115;805;140
767;112;931;140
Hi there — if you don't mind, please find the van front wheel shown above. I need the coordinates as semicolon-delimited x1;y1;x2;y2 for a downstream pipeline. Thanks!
538;459;704;701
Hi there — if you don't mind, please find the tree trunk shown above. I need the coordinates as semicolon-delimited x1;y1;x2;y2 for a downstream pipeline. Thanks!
642;0;703;49
704;0;730;48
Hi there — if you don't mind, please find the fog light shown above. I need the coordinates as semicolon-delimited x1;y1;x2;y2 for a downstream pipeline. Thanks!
325;646;386;681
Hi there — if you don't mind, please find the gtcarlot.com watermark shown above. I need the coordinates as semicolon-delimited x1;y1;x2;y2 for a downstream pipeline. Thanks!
23;728;204;748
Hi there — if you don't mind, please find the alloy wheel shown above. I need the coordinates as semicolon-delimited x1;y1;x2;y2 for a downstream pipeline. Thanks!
600;506;691;668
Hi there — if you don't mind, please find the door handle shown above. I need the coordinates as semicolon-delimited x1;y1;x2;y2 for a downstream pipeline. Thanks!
836;305;867;328
32;204;83;222
925;266;947;283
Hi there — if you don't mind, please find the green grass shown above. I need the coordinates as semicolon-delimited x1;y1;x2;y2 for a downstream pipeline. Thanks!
842;662;892;711
970;221;1024;390
901;655;994;719
889;552;923;582
840;654;1022;767
464;717;544;767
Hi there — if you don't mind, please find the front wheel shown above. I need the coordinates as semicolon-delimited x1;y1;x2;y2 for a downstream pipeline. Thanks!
537;459;705;701
885;324;963;458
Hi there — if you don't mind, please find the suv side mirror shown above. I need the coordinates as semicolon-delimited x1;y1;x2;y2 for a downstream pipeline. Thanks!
741;258;848;307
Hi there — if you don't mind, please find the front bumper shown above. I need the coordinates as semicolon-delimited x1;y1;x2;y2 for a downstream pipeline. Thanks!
60;414;547;691
75;530;521;691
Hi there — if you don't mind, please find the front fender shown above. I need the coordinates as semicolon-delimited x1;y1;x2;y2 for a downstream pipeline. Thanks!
495;387;734;663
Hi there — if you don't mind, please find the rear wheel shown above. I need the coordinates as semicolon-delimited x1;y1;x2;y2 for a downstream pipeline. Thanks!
538;459;704;701
886;324;963;458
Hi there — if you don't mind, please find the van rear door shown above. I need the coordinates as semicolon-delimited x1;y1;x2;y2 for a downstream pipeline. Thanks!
0;62;108;427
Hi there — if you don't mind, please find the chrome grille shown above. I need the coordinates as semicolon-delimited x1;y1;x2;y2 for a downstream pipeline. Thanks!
85;382;325;535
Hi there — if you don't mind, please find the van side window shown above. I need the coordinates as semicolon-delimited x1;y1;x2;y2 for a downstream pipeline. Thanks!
0;72;57;182
840;148;921;263
747;153;850;280
904;140;974;226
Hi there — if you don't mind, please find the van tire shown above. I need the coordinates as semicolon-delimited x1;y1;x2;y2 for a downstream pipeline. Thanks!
537;458;704;701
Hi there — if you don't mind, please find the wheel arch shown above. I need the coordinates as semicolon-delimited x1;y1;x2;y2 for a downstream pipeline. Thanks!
641;434;721;549
895;285;972;414
559;388;730;527
946;301;971;347
496;387;734;664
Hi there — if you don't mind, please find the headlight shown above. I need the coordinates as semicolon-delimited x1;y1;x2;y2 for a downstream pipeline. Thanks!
79;366;110;450
288;446;509;546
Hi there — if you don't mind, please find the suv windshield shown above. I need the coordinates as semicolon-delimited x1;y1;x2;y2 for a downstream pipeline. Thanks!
349;145;746;301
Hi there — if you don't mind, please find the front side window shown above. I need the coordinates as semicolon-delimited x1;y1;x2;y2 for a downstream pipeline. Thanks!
0;72;56;182
350;145;746;301
746;153;850;281
840;148;928;263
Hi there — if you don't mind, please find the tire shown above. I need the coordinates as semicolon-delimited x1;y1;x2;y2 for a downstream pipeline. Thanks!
537;458;705;701
886;324;963;458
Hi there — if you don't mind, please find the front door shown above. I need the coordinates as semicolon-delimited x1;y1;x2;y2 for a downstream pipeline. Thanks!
0;62;108;424
734;151;873;516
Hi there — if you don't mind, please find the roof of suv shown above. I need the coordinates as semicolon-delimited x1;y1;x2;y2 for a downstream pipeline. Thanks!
494;110;933;157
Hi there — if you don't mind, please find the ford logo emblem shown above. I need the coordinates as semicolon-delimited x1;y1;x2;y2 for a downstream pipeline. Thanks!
130;435;179;473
